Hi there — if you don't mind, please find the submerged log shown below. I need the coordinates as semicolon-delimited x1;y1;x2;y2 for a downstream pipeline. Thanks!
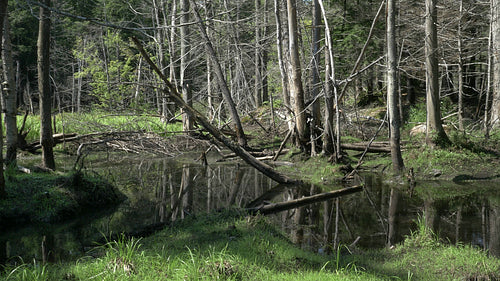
248;185;363;215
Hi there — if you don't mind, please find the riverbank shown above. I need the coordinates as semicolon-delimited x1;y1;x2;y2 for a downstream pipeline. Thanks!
0;170;123;228
1;210;498;280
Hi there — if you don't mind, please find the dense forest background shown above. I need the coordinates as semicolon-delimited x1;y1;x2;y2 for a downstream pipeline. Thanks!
1;0;499;175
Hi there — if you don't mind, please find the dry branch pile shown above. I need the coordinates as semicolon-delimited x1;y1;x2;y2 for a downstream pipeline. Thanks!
20;131;212;157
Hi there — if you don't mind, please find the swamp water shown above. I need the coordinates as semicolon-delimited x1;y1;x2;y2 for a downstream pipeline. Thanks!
1;152;499;264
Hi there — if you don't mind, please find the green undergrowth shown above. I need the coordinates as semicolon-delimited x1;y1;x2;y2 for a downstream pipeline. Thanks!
276;152;346;185
2;211;499;280
17;111;182;142
345;216;500;281
0;170;122;227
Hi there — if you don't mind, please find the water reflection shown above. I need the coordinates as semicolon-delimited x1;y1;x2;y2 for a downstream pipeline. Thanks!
1;154;499;265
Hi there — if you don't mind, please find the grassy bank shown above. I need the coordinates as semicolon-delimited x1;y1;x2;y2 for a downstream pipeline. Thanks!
0;171;123;227
1;210;498;280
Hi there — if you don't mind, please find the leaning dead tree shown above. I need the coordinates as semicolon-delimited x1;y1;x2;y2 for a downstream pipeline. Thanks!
132;37;300;185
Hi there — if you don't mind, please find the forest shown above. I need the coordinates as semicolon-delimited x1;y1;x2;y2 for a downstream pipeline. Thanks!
0;0;498;179
1;1;500;280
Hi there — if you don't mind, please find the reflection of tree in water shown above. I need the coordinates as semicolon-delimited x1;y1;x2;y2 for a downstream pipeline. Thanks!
488;199;500;256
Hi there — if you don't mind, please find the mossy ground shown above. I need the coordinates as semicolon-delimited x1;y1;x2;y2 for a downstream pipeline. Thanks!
0;170;123;227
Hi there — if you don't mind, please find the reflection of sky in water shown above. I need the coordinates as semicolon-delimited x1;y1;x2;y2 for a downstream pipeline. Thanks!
1;154;499;264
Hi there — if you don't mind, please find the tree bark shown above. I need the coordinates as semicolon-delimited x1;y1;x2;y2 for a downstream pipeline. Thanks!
287;0;308;148
188;0;248;148
274;0;291;111
490;0;500;128
38;0;55;170
2;16;17;165
310;0;322;156
0;0;8;198
180;0;194;134
425;0;449;146
132;37;299;185
387;0;404;172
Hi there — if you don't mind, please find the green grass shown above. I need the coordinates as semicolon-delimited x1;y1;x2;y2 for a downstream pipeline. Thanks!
2;210;498;280
16;110;183;142
0;171;122;225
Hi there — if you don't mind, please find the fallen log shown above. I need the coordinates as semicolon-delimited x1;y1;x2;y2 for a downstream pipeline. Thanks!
247;185;363;215
340;143;391;153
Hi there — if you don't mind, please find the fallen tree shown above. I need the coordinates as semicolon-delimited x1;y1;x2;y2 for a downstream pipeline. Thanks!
132;37;300;185
246;185;363;215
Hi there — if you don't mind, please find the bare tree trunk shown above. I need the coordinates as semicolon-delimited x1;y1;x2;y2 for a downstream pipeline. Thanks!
484;2;493;137
0;0;7;198
457;0;464;131
180;0;194;134
490;0;500;128
287;0;308;148
425;0;449;146
254;0;263;107
274;0;290;110
38;0;55;170
318;0;340;160
2;16;17;165
387;0;404;172
310;0;321;156
188;0;248;148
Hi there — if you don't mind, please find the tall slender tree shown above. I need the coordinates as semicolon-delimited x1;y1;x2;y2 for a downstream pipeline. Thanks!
490;0;500;128
180;0;194;134
387;0;404;172
2;16;18;165
0;0;8;198
38;0;55;170
287;0;307;148
425;0;449;146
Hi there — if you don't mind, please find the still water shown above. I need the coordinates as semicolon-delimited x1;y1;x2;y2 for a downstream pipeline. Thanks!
1;152;499;264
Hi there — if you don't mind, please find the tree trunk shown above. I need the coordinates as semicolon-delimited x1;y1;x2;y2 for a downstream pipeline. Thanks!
457;0;464;131
188;0;248;148
0;0;7;198
318;0;340;160
254;0;262;107
180;0;194;134
387;0;404;172
310;0;322;156
287;0;308;148
490;0;500;128
37;0;55;170
274;0;290;110
2;16;17;165
425;0;449;146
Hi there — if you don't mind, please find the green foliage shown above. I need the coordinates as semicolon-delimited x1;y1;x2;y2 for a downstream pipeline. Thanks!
406;103;427;127
18;111;180;143
74;31;139;110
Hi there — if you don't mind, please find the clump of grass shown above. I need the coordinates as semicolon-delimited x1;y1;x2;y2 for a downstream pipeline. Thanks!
100;233;143;276
3;259;48;281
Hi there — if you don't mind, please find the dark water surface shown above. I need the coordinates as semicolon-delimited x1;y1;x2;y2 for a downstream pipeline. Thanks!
1;152;499;264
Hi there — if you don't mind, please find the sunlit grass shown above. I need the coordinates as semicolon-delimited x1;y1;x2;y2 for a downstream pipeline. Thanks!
2;210;498;280
15;110;183;142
